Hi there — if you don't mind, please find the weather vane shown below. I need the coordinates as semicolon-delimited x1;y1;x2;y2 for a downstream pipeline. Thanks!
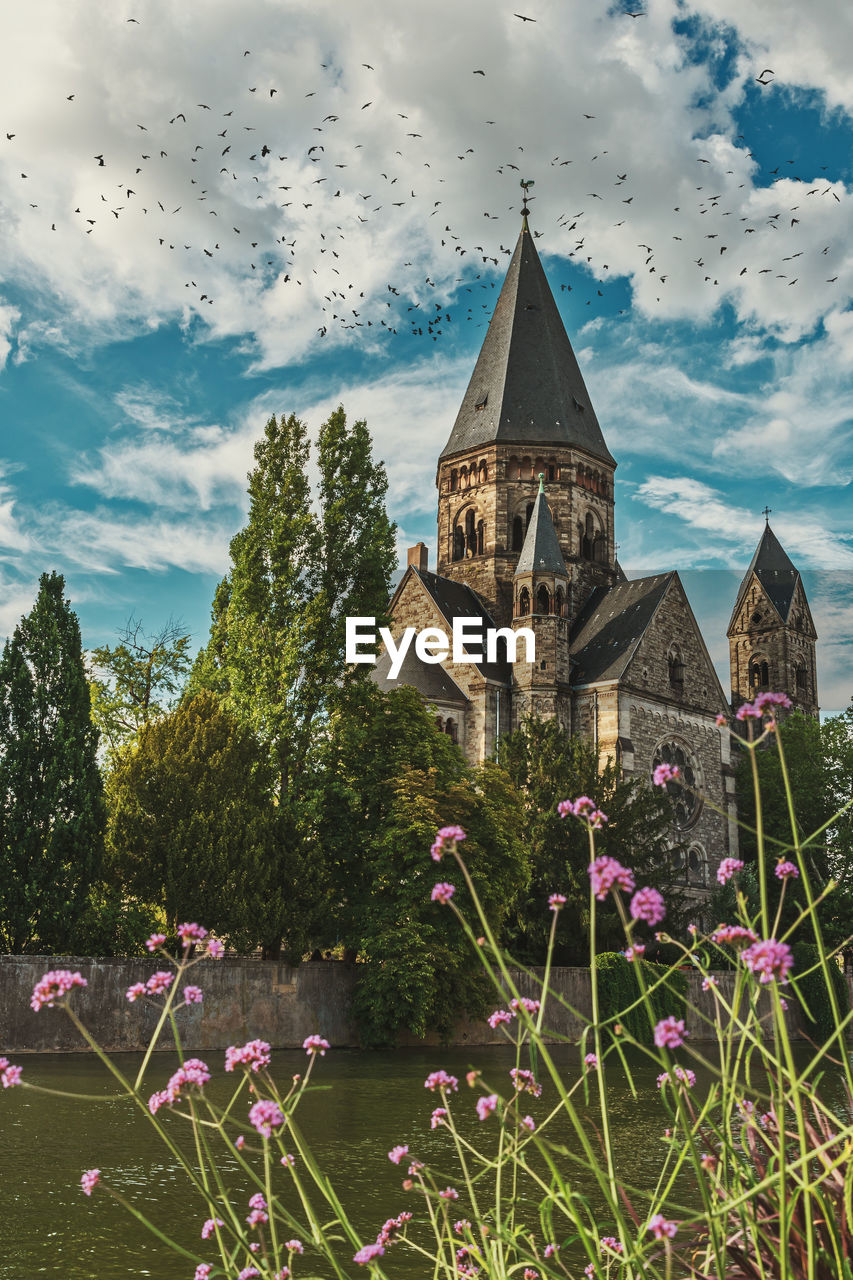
520;177;535;217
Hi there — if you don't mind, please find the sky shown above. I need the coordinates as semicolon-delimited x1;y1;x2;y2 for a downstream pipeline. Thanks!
1;0;852;715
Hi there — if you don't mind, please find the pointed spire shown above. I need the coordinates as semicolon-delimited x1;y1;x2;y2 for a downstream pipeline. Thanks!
439;216;614;464
731;522;800;624
515;482;567;576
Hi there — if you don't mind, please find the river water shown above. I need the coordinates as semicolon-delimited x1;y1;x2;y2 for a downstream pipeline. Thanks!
1;1043;847;1278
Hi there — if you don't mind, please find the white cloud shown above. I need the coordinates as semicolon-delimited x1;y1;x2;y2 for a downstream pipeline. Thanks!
0;302;20;369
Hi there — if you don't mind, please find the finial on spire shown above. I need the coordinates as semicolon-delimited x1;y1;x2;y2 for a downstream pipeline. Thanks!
520;177;535;227
538;471;545;493
762;505;772;524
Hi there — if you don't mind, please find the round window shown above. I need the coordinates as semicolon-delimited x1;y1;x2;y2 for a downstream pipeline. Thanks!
652;741;701;829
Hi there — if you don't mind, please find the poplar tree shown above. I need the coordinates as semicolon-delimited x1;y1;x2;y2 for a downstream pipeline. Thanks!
188;406;397;957
0;572;104;953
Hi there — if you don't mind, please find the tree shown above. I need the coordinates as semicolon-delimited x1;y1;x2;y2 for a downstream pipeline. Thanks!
0;572;104;952
497;718;686;964
88;616;192;758
106;690;277;948
317;683;529;1045
188;407;397;956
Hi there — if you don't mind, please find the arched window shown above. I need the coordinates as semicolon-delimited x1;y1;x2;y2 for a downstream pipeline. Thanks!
668;645;684;692
478;462;487;485
450;470;458;492
536;585;550;615
507;458;520;481
465;509;476;555
652;741;701;829
761;660;769;686
576;464;584;485
526;502;534;530
547;461;556;482
521;456;532;480
518;587;531;616
453;526;465;561
445;718;458;744
749;661;760;688
795;661;807;693
594;531;607;563
476;519;484;556
581;512;595;560
687;845;707;887
555;587;565;617
512;515;524;551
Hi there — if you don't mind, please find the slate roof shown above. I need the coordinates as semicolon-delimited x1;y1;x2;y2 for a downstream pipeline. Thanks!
413;568;512;684
372;644;469;705
439;219;615;465
515;479;568;576
569;573;673;685
730;524;800;626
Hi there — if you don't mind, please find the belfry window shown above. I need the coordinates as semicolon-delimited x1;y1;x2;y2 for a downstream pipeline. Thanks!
536;585;550;615
465;509;476;555
518;587;531;616
476;519;485;556
512;515;524;551
453;526;465;561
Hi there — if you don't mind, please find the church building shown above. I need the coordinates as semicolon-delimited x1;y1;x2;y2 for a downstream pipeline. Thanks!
373;207;818;897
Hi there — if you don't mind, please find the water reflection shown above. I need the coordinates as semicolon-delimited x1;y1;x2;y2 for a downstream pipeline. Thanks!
1;1044;848;1278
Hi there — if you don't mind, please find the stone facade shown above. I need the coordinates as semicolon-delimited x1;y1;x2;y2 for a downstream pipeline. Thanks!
729;572;819;718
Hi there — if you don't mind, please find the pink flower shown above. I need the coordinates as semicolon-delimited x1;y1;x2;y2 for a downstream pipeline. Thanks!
524;1270;539;1279
630;887;666;927
775;860;799;880
431;882;455;904
476;1094;498;1121
353;1242;385;1265
146;971;174;995
654;1017;687;1049
145;932;166;953
715;713;727;726
183;985;203;1004
588;856;635;900
238;1269;260;1280
487;1008;513;1029
736;700;763;720
30;970;87;1011
544;1244;559;1258
225;1039;272;1073
652;763;680;787
439;1187;459;1200
510;996;541;1015
648;1214;678;1239
702;976;718;991
249;1098;284;1138
195;1266;213;1280
454;1219;472;1234
431;1107;448;1128
177;922;208;947
125;982;147;1003
584;1053;599;1069
657;1066;696;1089
280;1153;295;1167
717;857;745;885
247;1207;269;1227
1;1060;22;1088
303;1035;330;1055
548;893;567;910
712;924;758;948
600;1237;623;1253
206;937;225;958
521;1115;535;1132
235;1135;245;1150
623;944;645;962
430;825;467;860
510;1068;542;1097
388;1145;409;1164
558;796;608;826
754;691;792;712
81;1168;100;1196
741;938;793;985
201;1217;224;1239
424;1070;458;1092
284;1240;304;1254
248;1193;267;1211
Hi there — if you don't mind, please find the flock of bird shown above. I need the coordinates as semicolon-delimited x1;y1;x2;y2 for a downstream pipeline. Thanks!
3;8;849;348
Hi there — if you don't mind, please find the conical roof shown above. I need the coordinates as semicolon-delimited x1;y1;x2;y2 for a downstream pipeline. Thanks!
440;219;614;465
515;477;568;576
730;523;800;626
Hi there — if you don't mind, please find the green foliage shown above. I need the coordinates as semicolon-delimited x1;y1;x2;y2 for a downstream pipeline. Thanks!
88;616;192;758
594;951;688;1045
187;408;397;954
67;885;158;957
106;690;277;948
0;572;104;953
791;941;850;1044
320;683;528;1046
497;717;686;963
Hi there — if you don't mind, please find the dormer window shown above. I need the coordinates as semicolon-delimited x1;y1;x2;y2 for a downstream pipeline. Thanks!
475;393;488;410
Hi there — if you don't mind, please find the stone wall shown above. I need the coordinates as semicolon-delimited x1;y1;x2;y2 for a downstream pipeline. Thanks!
1;956;842;1053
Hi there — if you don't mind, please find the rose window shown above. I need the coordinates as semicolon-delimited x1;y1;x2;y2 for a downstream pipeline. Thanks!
652;741;701;829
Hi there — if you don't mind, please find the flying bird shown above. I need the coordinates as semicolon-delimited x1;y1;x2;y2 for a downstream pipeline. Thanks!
514;12;536;19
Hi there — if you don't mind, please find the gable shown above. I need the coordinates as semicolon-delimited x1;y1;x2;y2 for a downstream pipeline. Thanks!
622;574;728;714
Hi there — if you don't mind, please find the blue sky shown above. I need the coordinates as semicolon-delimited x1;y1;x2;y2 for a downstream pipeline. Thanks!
1;0;851;714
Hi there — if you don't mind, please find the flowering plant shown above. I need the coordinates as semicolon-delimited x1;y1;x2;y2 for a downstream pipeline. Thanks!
5;697;853;1278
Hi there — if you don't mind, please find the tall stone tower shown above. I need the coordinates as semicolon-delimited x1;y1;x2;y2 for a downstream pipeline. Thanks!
510;474;572;728
435;208;618;628
728;521;818;717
